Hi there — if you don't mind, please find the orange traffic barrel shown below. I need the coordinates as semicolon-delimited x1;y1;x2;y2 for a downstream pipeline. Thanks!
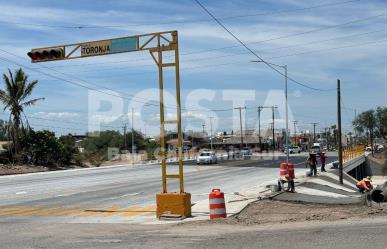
287;163;295;178
209;188;226;219
279;162;289;177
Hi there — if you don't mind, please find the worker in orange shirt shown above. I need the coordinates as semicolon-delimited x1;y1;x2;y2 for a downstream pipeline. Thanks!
356;177;373;193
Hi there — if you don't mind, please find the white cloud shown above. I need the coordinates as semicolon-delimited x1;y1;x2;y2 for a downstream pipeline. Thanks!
31;111;80;119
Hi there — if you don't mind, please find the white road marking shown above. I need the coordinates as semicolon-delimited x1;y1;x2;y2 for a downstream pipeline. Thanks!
15;191;27;195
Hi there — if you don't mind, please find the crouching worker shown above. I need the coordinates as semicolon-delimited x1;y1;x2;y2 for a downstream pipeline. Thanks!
356;176;373;193
278;174;295;193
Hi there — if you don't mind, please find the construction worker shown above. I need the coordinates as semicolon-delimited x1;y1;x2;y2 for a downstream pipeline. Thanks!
320;152;327;172
306;152;318;176
278;174;295;192
356;176;373;193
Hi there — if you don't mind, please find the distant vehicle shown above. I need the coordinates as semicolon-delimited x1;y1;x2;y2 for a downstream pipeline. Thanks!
240;147;251;156
376;144;385;152
311;144;321;154
289;146;301;154
367;144;385;152
197;151;217;164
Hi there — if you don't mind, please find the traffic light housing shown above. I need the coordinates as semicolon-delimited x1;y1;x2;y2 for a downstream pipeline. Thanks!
27;47;65;62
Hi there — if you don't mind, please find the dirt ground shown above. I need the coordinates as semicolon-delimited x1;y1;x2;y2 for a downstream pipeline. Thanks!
369;152;385;165
0;164;50;175
0;164;90;176
0;160;141;176
191;200;387;226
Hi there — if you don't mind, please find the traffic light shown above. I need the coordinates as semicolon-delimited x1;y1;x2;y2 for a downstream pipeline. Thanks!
27;47;65;62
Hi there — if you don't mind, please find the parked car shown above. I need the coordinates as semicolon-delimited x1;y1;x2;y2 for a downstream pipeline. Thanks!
289;146;301;154
197;151;217;164
240;147;251;156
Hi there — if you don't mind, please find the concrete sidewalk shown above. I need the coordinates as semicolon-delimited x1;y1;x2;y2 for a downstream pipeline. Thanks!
150;161;364;224
273;163;363;204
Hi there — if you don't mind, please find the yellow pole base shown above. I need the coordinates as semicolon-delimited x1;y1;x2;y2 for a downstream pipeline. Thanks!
156;192;191;218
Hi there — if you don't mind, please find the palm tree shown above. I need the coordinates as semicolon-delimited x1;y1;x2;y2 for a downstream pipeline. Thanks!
0;68;44;154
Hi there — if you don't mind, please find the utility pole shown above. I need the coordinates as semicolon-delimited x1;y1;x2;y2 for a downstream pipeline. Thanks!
257;106;273;151
251;60;288;157
123;124;127;151
245;115;248;147
293;120;298;145
235;107;246;147
272;106;276;150
284;65;289;163
131;108;135;165
257;106;262;150
209;117;214;150
337;79;343;184
311;122;319;143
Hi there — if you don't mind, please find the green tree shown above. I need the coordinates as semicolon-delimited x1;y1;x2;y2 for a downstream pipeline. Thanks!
0;119;8;140
375;106;387;138
59;134;79;165
353;109;376;155
0;68;44;154
82;130;151;164
21;130;63;167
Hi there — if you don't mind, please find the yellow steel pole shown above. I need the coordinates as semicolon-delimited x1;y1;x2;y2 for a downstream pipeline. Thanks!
156;34;167;193
173;31;185;193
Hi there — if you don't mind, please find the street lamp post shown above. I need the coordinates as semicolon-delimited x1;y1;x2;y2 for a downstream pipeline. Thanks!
252;61;289;163
209;116;214;150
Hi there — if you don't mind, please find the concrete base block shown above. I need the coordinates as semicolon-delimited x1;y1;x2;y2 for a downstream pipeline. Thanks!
156;192;192;218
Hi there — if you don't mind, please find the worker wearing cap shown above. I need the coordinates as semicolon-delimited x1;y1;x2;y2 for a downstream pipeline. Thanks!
356;177;373;193
306;152;318;176
278;174;295;193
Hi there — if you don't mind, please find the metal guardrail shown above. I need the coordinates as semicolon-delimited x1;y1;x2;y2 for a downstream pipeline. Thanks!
342;145;365;162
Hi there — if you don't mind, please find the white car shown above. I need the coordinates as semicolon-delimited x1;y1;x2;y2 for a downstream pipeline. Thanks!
197;151;217;164
240;147;251;156
289;146;301;154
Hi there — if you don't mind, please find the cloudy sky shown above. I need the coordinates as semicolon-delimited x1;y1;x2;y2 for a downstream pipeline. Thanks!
0;0;386;136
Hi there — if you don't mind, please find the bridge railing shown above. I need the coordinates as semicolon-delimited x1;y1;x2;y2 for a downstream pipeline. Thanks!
342;145;365;162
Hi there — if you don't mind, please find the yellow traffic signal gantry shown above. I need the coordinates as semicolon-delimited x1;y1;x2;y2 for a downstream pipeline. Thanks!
28;30;191;219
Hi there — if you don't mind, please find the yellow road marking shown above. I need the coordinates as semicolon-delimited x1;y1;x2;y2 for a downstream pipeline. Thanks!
13;208;41;216
33;207;64;216
0;207;23;216
120;206;156;217
53;208;82;216
0;207;42;216
0;206;156;218
97;206;125;217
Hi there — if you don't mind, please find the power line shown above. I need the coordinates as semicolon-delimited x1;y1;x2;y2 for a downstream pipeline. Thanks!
0;0;361;30
268;37;387;60
0;112;122;128
45;12;387;71
193;0;335;92
178;11;387;57
51;27;387;74
0;48;164;106
0;52;235;113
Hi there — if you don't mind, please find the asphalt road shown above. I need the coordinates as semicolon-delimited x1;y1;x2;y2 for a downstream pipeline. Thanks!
0;217;386;248
0;152;337;223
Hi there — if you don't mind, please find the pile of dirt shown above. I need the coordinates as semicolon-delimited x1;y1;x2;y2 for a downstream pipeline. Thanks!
0;164;49;176
192;200;387;226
